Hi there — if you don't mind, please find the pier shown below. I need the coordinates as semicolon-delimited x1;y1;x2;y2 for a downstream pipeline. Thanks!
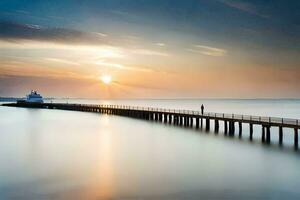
3;102;300;149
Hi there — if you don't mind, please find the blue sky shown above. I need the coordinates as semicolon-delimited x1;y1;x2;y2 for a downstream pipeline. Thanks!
0;0;299;98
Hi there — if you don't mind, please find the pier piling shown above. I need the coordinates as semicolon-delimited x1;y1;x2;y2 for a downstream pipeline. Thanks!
224;121;228;135
249;123;253;141
294;128;298;150
215;120;219;133
262;126;266;143
205;118;210;131
238;122;242;138
196;118;199;129
3;102;300;150
279;126;283;146
266;126;271;144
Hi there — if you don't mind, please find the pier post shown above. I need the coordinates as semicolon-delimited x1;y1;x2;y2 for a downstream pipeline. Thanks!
279;126;283;146
229;121;235;136
261;126;265;143
179;116;182;126
190;117;193;127
150;112;153;120
294;128;298;150
164;114;168;123
173;115;176;125
238;122;242;138
174;115;177;125
186;117;189;127
215;120;219;133
266;126;271;144
224;121;228;135
145;112;148;120
249;123;253;141
196;118;199;129
200;118;203;129
205;118;210;131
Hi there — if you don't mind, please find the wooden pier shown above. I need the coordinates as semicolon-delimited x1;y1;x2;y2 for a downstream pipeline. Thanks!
2;102;300;149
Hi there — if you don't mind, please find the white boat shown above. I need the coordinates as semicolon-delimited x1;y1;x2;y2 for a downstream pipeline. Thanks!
25;90;44;103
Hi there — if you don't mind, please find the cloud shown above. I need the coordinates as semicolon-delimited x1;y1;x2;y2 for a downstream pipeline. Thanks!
155;43;166;47
220;0;269;18
95;60;124;69
95;60;154;73
45;58;81;66
93;32;108;37
132;49;169;57
0;64;84;80
15;10;31;15
187;45;227;57
0;21;110;46
24;24;42;30
0;21;168;58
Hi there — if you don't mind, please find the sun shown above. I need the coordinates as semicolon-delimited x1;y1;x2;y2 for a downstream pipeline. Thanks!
100;75;112;84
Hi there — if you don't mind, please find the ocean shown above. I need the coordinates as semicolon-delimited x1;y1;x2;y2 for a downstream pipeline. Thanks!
0;99;300;199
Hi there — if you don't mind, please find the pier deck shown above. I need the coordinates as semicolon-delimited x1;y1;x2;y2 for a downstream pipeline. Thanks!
2;102;300;149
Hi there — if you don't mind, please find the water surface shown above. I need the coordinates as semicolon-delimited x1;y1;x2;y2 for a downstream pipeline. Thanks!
1;99;300;199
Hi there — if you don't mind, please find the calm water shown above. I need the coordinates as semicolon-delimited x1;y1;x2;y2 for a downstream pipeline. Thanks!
1;99;300;200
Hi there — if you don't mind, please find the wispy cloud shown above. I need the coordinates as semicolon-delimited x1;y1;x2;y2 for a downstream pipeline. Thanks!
0;9;53;22
122;35;141;42
110;10;139;21
15;10;31;15
0;63;84;79
0;21;110;46
0;21;169;59
95;60;124;69
24;24;42;30
155;43;166;47
220;0;269;18
94;32;108;37
95;60;153;73
132;49;169;57
45;58;81;66
187;45;227;57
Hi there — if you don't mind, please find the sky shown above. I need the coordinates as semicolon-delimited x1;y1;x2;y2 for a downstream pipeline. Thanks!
0;0;299;98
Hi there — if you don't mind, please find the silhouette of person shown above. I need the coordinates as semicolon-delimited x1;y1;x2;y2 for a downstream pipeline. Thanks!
201;104;204;115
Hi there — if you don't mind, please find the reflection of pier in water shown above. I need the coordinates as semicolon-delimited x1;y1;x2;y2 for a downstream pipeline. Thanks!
3;102;300;150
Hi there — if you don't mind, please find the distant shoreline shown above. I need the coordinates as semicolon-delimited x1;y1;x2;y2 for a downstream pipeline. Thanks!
0;97;54;102
1;97;300;102
0;97;22;102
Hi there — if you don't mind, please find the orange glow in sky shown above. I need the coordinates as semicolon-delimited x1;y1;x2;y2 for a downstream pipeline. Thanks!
0;1;299;98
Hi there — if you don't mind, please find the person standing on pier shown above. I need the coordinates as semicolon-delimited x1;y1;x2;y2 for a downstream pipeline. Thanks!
201;104;204;115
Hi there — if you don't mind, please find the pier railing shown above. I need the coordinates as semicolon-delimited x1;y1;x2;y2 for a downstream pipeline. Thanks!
3;102;299;148
59;103;299;126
